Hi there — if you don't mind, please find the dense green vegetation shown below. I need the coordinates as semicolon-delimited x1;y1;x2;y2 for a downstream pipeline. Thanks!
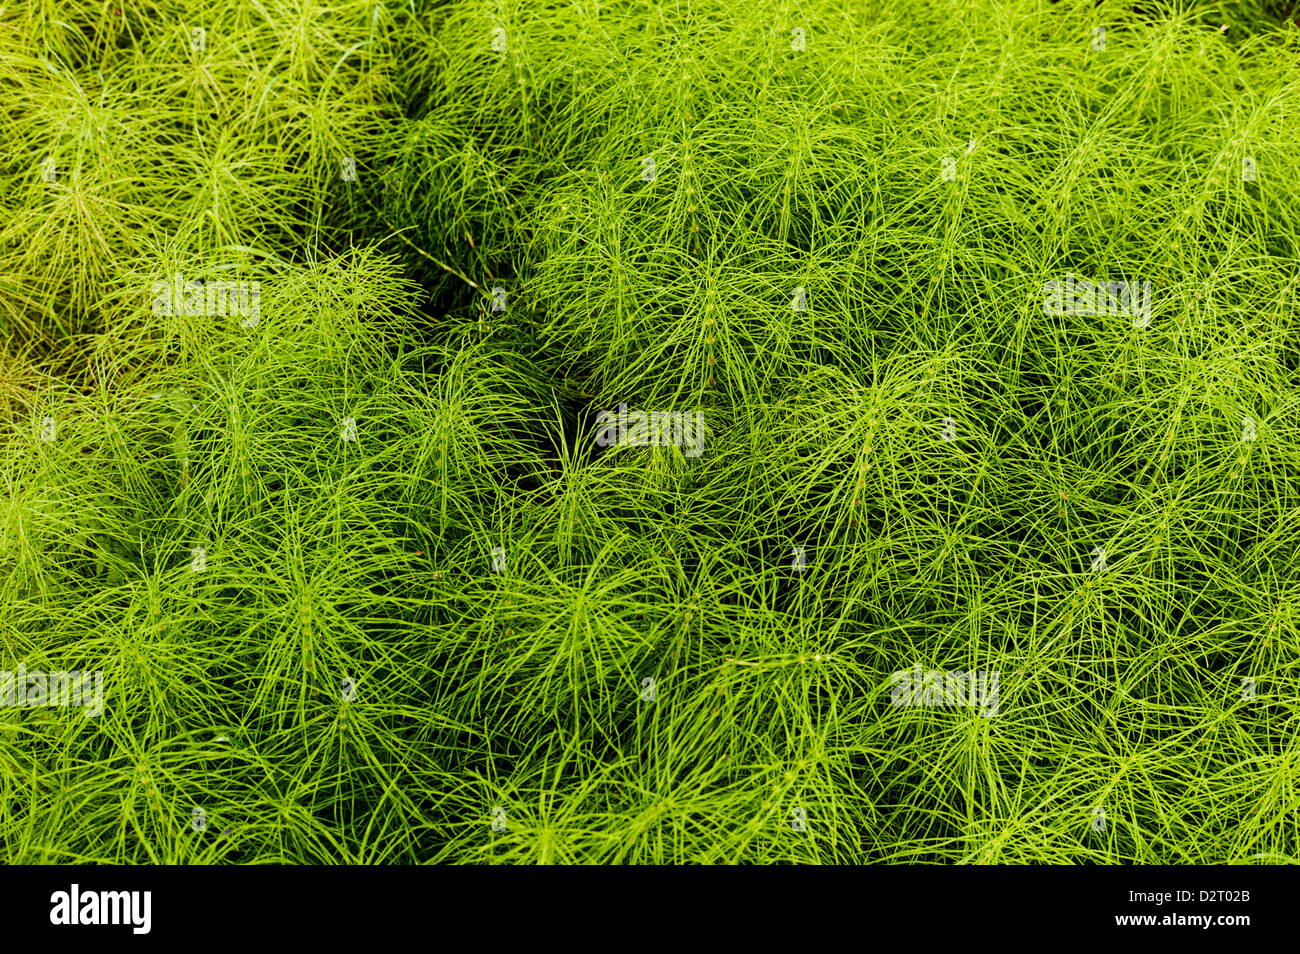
3;0;1300;863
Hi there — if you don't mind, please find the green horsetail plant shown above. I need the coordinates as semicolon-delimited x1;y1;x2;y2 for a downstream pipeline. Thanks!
5;0;1300;865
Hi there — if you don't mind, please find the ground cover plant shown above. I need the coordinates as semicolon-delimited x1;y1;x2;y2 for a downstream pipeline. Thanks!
3;0;1300;864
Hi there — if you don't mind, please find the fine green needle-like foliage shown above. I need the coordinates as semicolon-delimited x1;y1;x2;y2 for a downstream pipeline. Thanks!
4;0;1300;864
